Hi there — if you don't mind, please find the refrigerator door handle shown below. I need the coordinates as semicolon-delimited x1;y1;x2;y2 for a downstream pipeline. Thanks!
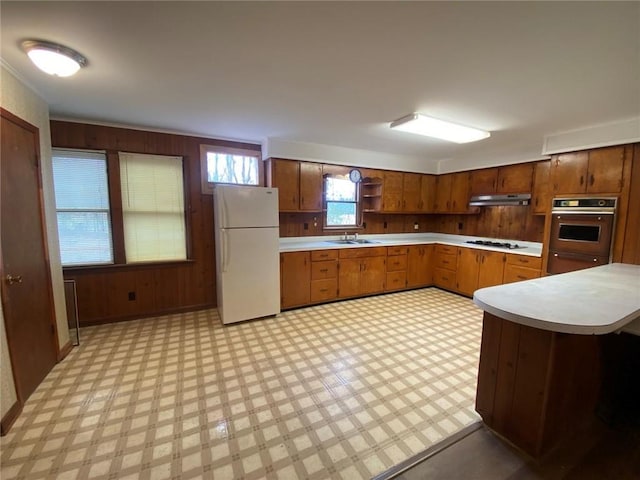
222;229;230;273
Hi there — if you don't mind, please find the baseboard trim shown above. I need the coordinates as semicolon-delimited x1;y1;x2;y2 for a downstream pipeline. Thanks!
78;303;215;327
57;340;73;361
1;400;23;436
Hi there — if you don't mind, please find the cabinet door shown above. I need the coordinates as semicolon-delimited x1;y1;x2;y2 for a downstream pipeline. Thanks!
273;159;300;211
470;168;498;195
551;152;588;194
299;162;323;211
456;248;480;296
434;174;453;213
587;146;625;193
531;160;551;215
406;245;433;287
478;251;506;289
419;175;437;212
450;172;471;213
338;258;361;298
280;252;310;308
402;173;422;212
360;256;386;295
497;163;534;194
382;171;403;212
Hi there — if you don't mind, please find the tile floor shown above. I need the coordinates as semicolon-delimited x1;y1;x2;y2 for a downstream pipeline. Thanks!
0;288;483;479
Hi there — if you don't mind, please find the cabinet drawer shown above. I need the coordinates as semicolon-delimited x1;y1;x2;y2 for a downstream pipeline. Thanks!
311;279;338;302
433;268;457;290
386;254;407;272
436;244;457;255
311;260;337;280
435;253;457;271
503;264;541;284
387;246;408;256
339;247;386;258
506;254;542;270
311;249;338;261
385;271;407;291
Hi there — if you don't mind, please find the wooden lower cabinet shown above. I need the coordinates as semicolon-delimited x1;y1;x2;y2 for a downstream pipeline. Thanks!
476;312;601;458
280;251;310;308
310;250;338;303
406;245;433;287
434;245;458;291
385;246;408;291
338;247;386;298
503;253;542;284
456;248;506;296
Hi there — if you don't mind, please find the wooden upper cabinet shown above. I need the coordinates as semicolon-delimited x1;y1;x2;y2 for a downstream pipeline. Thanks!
271;159;300;211
419;175;436;212
268;158;323;212
470;168;498;195
450;172;472;213
402;173;422;212
497;163;534;194
531;160;551;215
434;174;453;213
382;171;403;212
552;146;625;195
299;162;323;211
586;146;625;193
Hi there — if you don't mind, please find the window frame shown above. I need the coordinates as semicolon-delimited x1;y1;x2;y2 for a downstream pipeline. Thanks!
199;144;263;194
55;149;191;270
323;174;362;230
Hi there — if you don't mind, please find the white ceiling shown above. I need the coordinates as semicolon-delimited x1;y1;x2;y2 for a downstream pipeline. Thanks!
1;2;639;173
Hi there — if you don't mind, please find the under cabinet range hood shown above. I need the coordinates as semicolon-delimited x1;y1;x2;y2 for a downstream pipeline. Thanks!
469;193;531;206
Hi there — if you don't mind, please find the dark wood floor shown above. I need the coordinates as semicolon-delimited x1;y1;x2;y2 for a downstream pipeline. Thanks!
392;419;640;480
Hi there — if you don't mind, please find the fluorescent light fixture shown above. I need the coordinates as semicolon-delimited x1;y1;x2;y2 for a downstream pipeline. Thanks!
390;113;491;143
21;40;88;77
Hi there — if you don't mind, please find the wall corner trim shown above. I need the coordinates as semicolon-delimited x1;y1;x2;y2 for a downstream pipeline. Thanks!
1;400;23;436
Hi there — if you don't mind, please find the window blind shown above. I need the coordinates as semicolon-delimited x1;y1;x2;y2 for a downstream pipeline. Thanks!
52;149;113;266
119;152;187;263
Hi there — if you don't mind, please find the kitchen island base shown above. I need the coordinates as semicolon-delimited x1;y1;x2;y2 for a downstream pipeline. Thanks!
475;312;602;458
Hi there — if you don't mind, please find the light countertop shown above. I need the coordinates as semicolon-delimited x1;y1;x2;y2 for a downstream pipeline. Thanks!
473;263;640;335
279;233;543;257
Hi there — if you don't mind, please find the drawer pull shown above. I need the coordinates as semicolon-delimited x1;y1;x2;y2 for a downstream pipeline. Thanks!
442;260;449;264
517;275;527;280
320;268;328;273
320;288;328;292
319;254;328;258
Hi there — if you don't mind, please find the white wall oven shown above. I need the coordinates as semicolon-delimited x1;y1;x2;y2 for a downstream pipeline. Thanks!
547;198;617;274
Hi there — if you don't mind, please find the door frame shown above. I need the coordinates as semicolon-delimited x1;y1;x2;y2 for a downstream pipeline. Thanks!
1;107;60;408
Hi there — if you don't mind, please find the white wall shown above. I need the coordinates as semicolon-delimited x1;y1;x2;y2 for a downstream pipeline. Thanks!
0;64;69;418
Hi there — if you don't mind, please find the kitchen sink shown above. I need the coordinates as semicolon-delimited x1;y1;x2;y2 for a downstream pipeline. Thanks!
326;239;380;245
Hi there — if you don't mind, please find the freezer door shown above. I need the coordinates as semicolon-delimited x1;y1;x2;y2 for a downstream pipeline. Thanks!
218;227;280;324
215;185;279;228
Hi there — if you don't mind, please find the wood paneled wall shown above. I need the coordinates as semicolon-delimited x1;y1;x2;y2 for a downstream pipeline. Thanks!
280;209;545;242
51;120;261;325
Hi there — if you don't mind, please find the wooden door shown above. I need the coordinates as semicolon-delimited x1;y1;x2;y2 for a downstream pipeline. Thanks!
497;163;534;194
587;146;625;193
470;168;498;195
419;175;436;212
456;248;480;296
338;258;361;298
450;172;471;213
531;160;551;215
478;251;506;289
272;159;299;211
280;252;310;308
382;171;403;212
551;152;588;194
434;174;452;213
360;256;386;294
299;162;322;211
1;109;58;403
406;245;433;287
402;173;421;212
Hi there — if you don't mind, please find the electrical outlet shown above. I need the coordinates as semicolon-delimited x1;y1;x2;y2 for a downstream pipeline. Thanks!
414;222;419;230
128;291;136;301
458;222;464;230
384;221;388;229
303;222;309;230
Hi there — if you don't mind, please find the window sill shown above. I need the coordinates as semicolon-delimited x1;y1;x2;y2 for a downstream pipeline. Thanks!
63;259;196;274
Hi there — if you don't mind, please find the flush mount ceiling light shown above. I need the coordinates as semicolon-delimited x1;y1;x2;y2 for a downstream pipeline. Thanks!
390;113;491;144
21;40;88;77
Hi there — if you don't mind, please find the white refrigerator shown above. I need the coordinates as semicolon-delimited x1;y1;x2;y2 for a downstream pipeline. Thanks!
213;185;280;325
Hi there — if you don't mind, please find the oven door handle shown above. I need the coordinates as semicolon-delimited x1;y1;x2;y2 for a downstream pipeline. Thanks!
551;251;600;262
